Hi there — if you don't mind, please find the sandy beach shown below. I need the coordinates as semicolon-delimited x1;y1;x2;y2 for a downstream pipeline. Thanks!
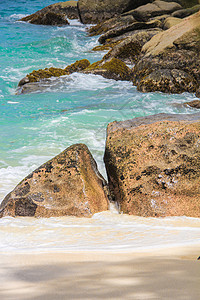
0;245;200;300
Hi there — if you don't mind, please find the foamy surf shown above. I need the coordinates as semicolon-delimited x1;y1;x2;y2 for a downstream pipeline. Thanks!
0;212;199;254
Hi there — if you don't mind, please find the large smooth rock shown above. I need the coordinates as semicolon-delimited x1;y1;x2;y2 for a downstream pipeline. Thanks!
77;0;150;24
133;12;200;95
128;1;182;22
163;16;182;29
0;144;109;218
104;113;200;217
20;1;79;25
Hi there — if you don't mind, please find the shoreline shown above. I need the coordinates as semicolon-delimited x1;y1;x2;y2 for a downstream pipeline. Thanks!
0;245;199;300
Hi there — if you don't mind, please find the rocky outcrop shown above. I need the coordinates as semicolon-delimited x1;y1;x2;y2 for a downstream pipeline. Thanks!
77;0;150;24
184;100;200;108
163;16;182;29
20;1;79;25
172;4;200;18
0;144;109;218
98;19;162;44
104;113;200;217
133;12;200;96
102;29;163;64
84;58;132;81
126;1;182;22
88;15;136;37
17;59;90;93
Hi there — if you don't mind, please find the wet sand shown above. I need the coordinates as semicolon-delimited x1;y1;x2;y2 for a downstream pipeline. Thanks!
0;245;200;300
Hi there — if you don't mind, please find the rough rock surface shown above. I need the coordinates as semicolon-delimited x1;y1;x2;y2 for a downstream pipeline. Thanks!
98;19;162;44
128;1;182;22
184;100;200;108
0;144;109;218
77;0;150;24
84;58;132;81
133;12;200;95
88;15;136;37
102;29;163;64
20;1;79;25
104;113;200;217
172;4;200;18
17;59;90;93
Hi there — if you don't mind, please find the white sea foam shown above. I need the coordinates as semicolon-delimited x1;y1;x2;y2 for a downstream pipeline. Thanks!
0;212;199;253
8;14;27;20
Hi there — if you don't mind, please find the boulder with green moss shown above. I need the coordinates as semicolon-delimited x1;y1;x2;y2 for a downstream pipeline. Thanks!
18;59;90;87
84;58;132;81
20;1;79;25
133;12;200;96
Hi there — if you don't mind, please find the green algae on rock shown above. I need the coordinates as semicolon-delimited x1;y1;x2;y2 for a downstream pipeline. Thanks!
0;144;109;218
104;113;200;217
18;59;91;86
84;58;132;81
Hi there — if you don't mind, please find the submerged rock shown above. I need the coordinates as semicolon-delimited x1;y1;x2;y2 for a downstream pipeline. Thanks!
133;12;200;96
104;113;200;217
20;1;79;25
77;0;150;24
0;144;109;218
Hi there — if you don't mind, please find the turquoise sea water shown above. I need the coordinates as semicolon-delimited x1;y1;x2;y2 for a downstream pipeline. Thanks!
0;0;199;253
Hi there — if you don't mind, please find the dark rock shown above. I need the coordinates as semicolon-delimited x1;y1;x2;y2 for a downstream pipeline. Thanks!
127;1;182;22
172;4;200;18
104;113;200;217
77;0;150;24
0;144;109;218
196;87;200;98
102;29;163;64
88;15;136;36
21;11;69;26
20;1;79;25
137;69;196;94
133;12;200;95
98;19;162;44
184;100;200;109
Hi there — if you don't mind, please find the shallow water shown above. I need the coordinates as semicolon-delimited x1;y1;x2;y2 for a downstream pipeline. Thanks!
0;0;199;253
